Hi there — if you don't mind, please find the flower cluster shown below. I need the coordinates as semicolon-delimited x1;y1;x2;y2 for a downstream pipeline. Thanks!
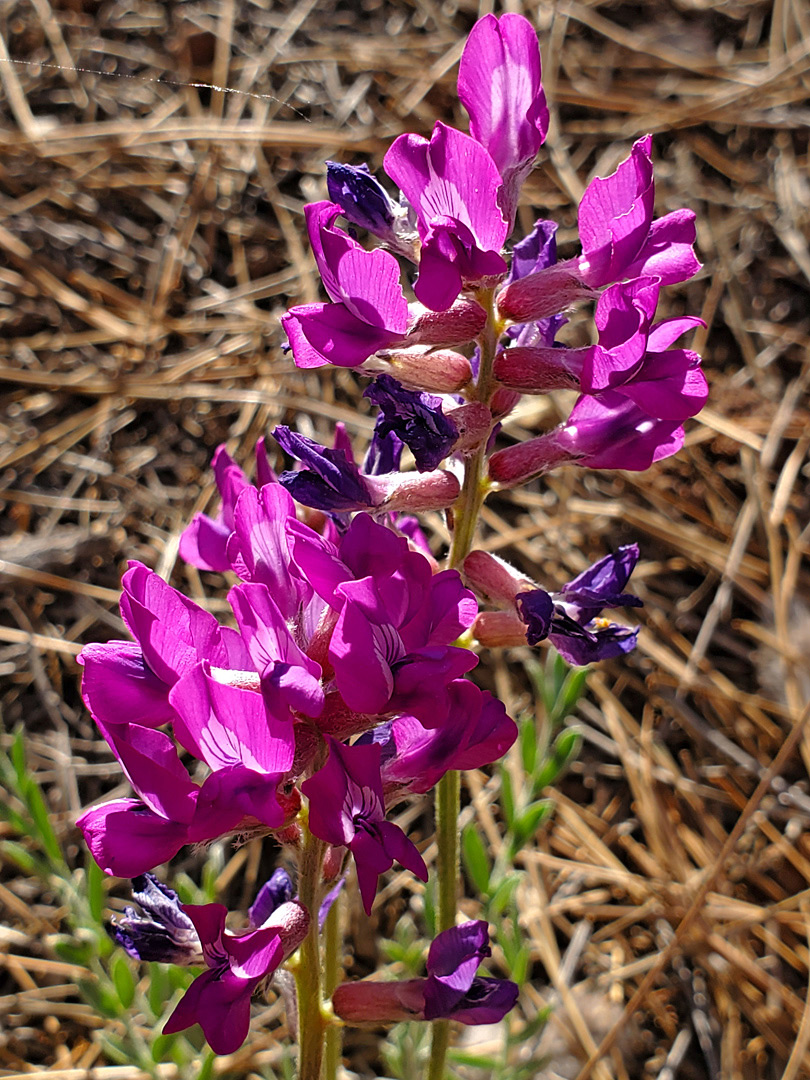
75;10;705;1064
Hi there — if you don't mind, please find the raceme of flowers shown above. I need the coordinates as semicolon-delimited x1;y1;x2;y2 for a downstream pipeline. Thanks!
76;11;705;1059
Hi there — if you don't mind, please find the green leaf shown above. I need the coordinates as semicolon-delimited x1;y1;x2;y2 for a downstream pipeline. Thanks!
508;1005;553;1044
79;975;121;1018
499;767;515;829
518;714;538;775
0;839;48;878
197;1052;216;1080
555;667;588;720
462;823;491;895
24;780;65;868
487;873;521;919
53;938;95;966
111;952;135;1009
447;1049;502;1069
147;961;169;1016
150;1033;176;1062
85;855;106;926
509;800;554;855
532;728;582;794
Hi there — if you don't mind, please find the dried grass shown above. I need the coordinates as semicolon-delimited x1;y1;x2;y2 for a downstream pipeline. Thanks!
0;0;809;1077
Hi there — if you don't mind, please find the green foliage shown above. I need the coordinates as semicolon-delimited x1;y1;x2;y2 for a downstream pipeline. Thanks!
0;731;217;1077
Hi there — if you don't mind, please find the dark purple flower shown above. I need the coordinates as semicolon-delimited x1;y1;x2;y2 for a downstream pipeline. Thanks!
385;123;508;311
516;546;642;664
427;920;521;1024
281;201;409;369
458;13;548;228
331;920;518;1025
110;873;202;964
362;423;404;477
274;425;374;512
302;737;428;914
363;374;459;472
274;425;460;515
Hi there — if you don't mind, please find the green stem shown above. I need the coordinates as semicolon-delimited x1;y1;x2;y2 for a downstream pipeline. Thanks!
295;825;328;1080
323;890;342;1080
427;767;461;1080
429;291;503;1080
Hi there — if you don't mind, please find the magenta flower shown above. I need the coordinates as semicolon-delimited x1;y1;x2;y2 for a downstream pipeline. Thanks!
365;680;517;795
332;921;518;1024
385;123;508;311
458;12;548;228
497;137;701;323
496;276;707;423
227;582;325;721
290;513;478;724
163;901;308;1054
302;737;428;914
178;442;274;574
281;201;409;369
225;482;314;621
78;643;296;877
489;390;686;486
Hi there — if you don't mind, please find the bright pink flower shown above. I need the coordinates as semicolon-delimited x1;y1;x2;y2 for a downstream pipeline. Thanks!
281;201;409;368
302;737;427;914
385;123;508;311
458;13;548;228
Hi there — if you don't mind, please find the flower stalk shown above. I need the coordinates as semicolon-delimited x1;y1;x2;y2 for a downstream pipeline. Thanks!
294;824;328;1080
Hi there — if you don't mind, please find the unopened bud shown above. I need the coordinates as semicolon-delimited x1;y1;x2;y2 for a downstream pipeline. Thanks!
379;349;473;394
490;386;522;420
472;611;528;648
445;403;493;454
406;299;487;348
488;432;572;488
332;979;426;1023
463;550;530;607
370;469;460;512
497;264;593;324
494;346;580;393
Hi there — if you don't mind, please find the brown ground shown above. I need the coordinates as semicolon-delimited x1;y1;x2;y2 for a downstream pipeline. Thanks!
1;1;809;1077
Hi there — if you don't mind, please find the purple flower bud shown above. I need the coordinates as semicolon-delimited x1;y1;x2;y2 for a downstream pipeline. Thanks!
405;298;487;348
248;867;295;929
497;262;594;324
110;873;202;964
326;161;398;236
